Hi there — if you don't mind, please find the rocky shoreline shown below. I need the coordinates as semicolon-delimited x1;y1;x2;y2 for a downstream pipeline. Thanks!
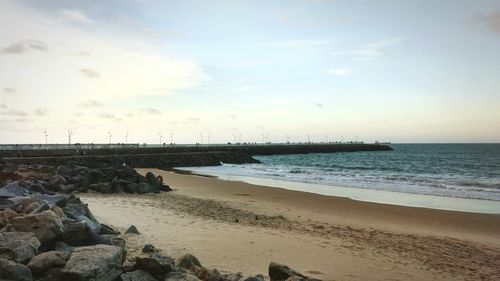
0;163;320;281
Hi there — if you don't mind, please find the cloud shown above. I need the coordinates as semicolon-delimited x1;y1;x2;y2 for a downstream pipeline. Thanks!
476;11;500;34
328;69;349;76
3;88;17;95
60;9;93;24
0;104;6;109
141;108;162;115
99;112;115;119
315;103;324;108
331;37;405;61
79;69;100;78
79;99;103;108
34;108;47;116
1;40;47;54
0;109;27;116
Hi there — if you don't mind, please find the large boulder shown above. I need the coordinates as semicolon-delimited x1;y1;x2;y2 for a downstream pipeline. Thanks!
61;220;93;246
144;172;161;193
0;232;40;263
0;258;33;281
268;262;318;281
27;251;70;276
120;269;157;281
134;252;174;278
0;182;30;198
60;244;123;281
63;196;101;234
11;211;64;246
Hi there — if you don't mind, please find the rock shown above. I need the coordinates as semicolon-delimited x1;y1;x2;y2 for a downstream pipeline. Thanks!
244;275;265;281
135;183;158;194
100;223;119;235
51;205;65;218
0;258;33;281
60;244;123;281
54;242;74;253
125;225;140;235
0;208;19;228
27;251;70;276
27;201;50;214
61;220;93;246
63;196;101;234
60;184;76;193
34;267;61;281
49;175;66;187
120;269;157;281
26;183;47;194
175;254;202;270
89;182;112;194
0;182;30;198
11;210;64;246
268;262;315;281
56;166;72;177
112;178;136;193
134;253;174;277
144;173;161;193
160;184;173;192
164;272;201;281
0;232;40;263
141;244;158;254
67;175;90;190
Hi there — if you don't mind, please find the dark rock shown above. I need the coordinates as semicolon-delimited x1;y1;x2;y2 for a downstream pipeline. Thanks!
100;223;120;235
60;244;123;281
175;254;202;270
61;220;93;246
144;173;161;193
54;242;74;253
141;244;158;254
160;184;173;192
27;251;70;276
164;271;201;281
0;232;40;263
0;258;33;281
135;183;158;194
60;184;76;193
63;196;101;234
34;267;61;281
0;182;30;198
89;182;112;194
244;274;265;281
134;253;174;277
56;166;72;177
125;225;140;235
268;262;317;281
26;183;47;194
32;194;68;208
120;269;157;281
49;175;66;187
67;175;90;189
11;211;64;246
28;202;50;214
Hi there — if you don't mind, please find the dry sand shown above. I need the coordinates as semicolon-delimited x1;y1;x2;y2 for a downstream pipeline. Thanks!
80;169;500;281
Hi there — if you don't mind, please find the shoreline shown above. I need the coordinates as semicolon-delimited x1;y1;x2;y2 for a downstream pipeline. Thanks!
80;168;500;281
174;167;500;214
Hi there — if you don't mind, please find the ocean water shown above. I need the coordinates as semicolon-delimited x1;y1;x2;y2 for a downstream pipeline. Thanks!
181;144;500;202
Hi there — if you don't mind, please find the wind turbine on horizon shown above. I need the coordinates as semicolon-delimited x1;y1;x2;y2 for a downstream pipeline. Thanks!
43;129;48;145
68;129;73;146
108;131;112;145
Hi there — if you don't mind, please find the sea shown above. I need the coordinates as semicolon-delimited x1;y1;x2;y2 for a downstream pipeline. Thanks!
179;144;500;213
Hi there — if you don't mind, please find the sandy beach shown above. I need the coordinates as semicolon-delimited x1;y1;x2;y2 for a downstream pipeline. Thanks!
80;169;500;281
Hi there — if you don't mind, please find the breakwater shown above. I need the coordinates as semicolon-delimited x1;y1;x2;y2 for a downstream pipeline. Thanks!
0;143;392;169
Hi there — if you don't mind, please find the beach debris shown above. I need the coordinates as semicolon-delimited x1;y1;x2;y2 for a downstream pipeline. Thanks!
125;225;140;235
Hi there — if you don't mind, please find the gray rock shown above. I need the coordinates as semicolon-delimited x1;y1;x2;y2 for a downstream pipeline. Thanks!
0;208;19;228
175;253;202;270
0;258;33;281
144;172;161;193
100;223;119;235
125;225;140;235
268;262;318;281
54;241;74;253
89;182;112;194
141;244;158;254
120;269;157;281
26;183;47;194
61;220;93;246
33;267;61;281
27;251;70;276
244;274;265;281
164;272;201;281
0;232;40;263
0;182;30;198
63;197;101;234
134;253;174;277
60;244;123;281
11;211;64;246
49;175;66;187
60;184;76;193
56;166;72;177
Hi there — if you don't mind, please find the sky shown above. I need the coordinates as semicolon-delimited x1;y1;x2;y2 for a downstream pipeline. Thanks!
0;0;500;144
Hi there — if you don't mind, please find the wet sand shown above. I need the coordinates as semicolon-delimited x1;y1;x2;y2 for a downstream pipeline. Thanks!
80;169;500;281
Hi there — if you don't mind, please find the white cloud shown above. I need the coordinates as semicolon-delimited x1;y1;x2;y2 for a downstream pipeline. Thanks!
331;37;406;61
328;69;349;76
60;9;93;24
